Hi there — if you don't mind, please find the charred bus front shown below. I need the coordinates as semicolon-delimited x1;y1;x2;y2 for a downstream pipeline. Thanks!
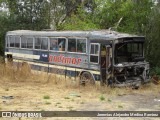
112;37;150;86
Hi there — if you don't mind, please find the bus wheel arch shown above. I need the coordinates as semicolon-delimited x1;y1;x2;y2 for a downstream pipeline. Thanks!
6;54;13;63
79;71;95;85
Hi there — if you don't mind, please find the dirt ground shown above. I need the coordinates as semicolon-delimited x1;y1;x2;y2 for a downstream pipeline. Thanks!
0;73;160;120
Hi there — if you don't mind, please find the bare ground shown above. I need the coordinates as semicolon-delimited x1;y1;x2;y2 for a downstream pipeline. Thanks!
0;66;160;120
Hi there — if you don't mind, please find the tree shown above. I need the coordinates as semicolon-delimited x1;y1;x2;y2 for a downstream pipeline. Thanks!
0;0;52;56
6;0;50;30
94;0;152;34
60;2;99;30
48;0;66;30
145;4;160;67
0;10;10;56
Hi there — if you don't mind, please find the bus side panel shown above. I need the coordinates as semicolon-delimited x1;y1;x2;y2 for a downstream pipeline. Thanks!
48;52;101;79
30;50;49;72
5;48;9;62
33;50;49;63
48;52;89;68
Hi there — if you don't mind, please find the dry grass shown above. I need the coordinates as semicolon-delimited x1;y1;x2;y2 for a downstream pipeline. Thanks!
0;62;160;96
0;62;160;120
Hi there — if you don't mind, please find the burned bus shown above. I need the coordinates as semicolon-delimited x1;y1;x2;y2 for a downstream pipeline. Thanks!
5;30;150;86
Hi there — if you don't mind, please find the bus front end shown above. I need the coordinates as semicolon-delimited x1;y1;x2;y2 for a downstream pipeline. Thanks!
113;37;150;87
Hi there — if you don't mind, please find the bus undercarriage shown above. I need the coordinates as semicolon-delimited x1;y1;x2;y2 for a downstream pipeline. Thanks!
113;62;150;87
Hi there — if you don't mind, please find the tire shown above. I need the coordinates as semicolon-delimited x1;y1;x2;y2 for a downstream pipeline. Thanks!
80;72;95;86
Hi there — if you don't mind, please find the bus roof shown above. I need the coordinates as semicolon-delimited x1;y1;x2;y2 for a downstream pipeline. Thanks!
6;30;144;40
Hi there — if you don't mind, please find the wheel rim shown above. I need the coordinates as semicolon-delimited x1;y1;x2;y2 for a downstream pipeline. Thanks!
80;72;95;85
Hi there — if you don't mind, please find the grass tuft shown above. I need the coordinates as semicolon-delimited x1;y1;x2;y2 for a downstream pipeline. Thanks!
118;105;123;109
43;95;50;99
108;99;112;102
5;88;9;91
45;101;51;105
67;106;73;110
99;95;105;101
64;97;70;99
80;101;84;104
56;102;61;104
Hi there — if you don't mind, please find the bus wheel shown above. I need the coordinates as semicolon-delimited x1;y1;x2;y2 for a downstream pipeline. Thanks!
80;72;95;86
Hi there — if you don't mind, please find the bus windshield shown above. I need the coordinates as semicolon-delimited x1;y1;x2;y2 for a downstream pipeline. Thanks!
114;42;144;64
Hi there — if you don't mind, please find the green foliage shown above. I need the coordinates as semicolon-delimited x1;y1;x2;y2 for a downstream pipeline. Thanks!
6;0;50;30
61;6;99;30
94;0;152;34
118;0;152;34
145;5;160;67
118;105;123;109
0;12;10;56
64;96;70;99
94;0;124;29
150;67;160;78
43;95;50;99
99;95;105;101
61;15;99;30
0;0;51;56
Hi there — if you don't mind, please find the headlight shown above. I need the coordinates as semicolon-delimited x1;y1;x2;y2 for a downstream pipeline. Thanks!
115;63;124;73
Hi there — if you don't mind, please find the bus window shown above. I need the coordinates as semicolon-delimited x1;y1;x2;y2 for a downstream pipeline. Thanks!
27;38;33;48
9;36;14;47
35;38;41;49
15;36;20;48
50;38;58;51
21;38;27;48
21;37;33;49
68;38;86;53
50;38;66;51
90;44;99;63
41;38;48;50
9;36;20;48
68;38;76;52
58;38;66;51
35;37;48;50
77;38;86;53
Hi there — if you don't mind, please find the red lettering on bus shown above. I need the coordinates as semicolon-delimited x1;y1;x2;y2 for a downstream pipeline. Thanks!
65;58;71;64
72;58;77;64
77;58;82;65
49;55;82;65
53;56;58;62
49;55;53;62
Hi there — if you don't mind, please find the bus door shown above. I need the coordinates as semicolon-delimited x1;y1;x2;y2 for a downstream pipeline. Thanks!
100;44;112;85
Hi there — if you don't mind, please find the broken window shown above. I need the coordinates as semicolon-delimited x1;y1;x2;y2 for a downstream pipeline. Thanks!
115;42;143;63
